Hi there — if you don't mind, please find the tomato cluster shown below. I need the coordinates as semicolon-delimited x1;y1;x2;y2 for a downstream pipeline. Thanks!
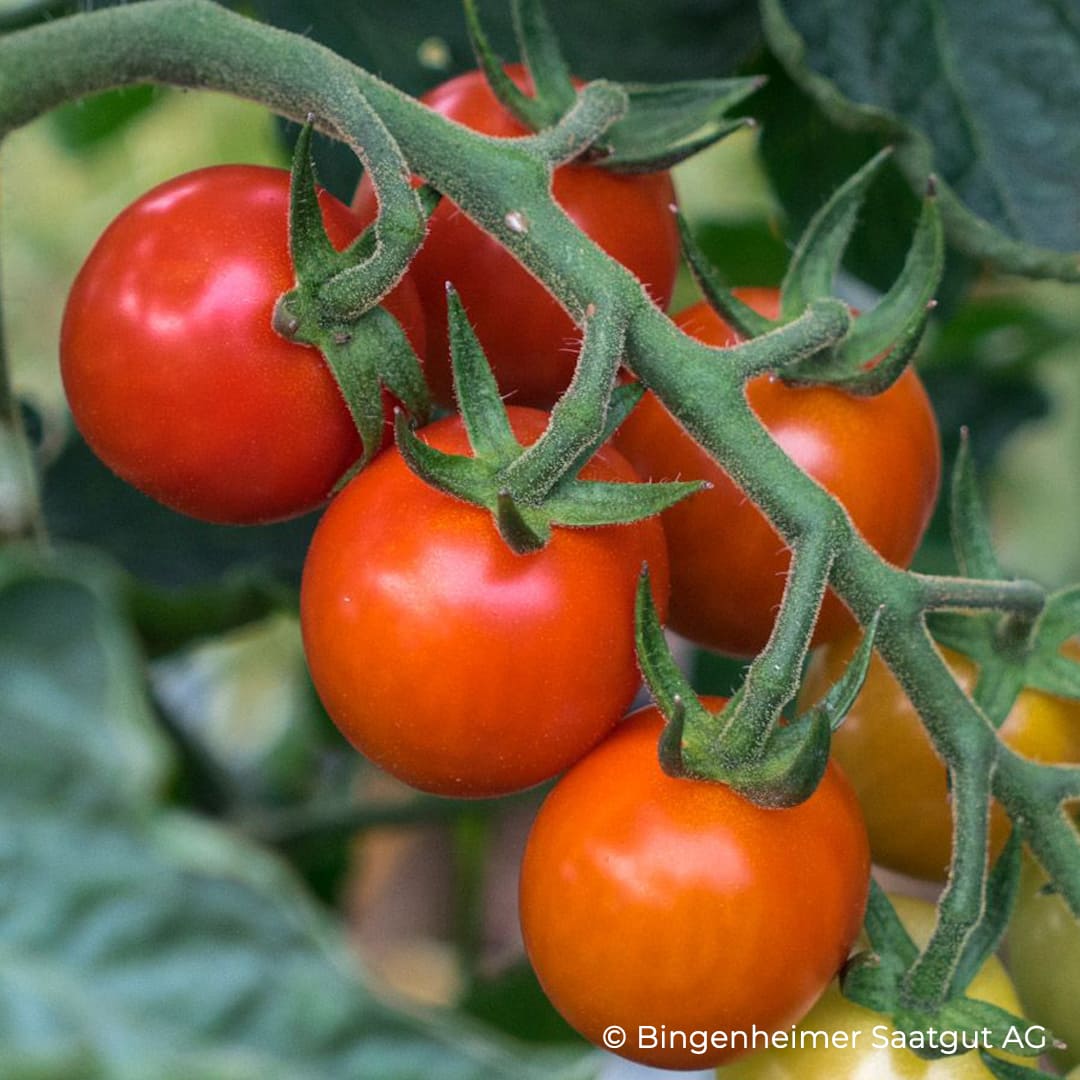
60;62;1058;1077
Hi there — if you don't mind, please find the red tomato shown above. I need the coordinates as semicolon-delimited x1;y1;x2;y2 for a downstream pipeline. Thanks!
61;165;425;525
519;701;870;1070
352;66;680;409
299;406;669;797
614;290;941;655
799;636;1080;881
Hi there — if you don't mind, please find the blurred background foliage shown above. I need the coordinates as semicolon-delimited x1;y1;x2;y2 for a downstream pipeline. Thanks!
2;0;1079;1077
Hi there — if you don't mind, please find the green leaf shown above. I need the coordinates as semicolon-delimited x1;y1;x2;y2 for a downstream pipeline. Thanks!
49;84;159;152
0;550;589;1079
762;0;1080;282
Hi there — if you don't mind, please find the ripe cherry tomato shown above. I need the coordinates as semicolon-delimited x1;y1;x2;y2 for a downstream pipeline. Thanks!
1007;855;1080;1073
518;701;870;1070
299;406;669;798
721;894;1026;1079
61;165;425;525
352;66;680;409
798;636;1080;881
613;289;941;656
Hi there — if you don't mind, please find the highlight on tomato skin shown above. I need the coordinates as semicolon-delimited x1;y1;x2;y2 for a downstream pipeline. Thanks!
299;406;670;799
614;288;942;657
352;65;681;410
59;164;425;526
518;701;871;1071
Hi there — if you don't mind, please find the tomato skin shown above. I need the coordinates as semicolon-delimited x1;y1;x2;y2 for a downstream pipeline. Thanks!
61;165;425;525
613;290;941;656
720;895;1025;1079
519;702;870;1070
798;637;1080;881
352;66;680;409
299;407;669;798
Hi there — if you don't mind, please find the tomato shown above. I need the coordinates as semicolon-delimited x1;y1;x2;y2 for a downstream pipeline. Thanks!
720;894;1026;1079
352;66;680;409
518;702;870;1070
798;636;1080;881
1007;855;1080;1072
299;406;669;798
613;290;941;656
61;165;425;525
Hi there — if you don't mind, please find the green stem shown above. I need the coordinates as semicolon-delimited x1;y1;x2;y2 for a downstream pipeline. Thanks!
721;527;834;756
502;305;626;501
916;573;1045;616
902;735;993;1009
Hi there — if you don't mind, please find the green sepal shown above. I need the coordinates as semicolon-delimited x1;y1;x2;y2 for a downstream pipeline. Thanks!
678;211;776;339
463;0;558;131
600;78;764;172
1027;591;1080;698
447;286;520;465
288;120;339;281
635;569;836;808
803;606;882;732
495;490;550;554
394;411;494;507
861;877;920;968
951;431;1003;581
318;318;391;475
703;707;832;809
924;998;1041;1060
542;477;705;528
634;568;709;754
832;184;943;372
396;299;705;551
781;148;893;318
277;124;432;467
948;832;1022;999
511;0;576;116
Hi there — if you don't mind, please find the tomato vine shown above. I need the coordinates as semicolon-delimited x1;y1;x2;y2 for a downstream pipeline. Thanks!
1;0;1077;1072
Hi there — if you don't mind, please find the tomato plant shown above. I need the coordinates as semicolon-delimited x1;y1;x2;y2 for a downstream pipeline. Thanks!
61;164;425;525
518;702;870;1070
299;406;669;798
352;65;680;409
720;895;1025;1079
1007;855;1080;1072
614;289;942;656
799;636;1080;881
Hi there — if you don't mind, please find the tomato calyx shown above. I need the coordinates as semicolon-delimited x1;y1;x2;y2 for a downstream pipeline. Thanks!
681;148;944;395
842;867;1045;1071
464;0;766;172
272;123;432;471
395;288;702;553
636;568;881;807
